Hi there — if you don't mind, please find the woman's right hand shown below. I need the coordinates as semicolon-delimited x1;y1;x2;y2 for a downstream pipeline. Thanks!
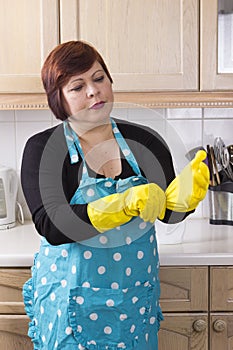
87;183;166;233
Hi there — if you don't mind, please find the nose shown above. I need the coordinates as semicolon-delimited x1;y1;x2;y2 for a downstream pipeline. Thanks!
86;83;99;98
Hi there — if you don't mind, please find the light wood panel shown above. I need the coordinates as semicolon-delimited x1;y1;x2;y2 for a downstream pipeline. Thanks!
159;314;208;350
211;267;233;312
0;0;59;93
60;0;199;91
210;314;233;350
0;269;31;314
160;267;208;312
0;92;233;110
200;0;233;90
0;315;32;350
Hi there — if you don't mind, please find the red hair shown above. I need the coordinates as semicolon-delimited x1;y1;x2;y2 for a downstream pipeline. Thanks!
41;41;113;121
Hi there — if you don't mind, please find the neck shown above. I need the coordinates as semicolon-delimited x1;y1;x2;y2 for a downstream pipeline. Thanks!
69;119;114;148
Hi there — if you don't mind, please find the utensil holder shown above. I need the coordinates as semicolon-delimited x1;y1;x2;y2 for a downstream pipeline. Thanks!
209;182;233;226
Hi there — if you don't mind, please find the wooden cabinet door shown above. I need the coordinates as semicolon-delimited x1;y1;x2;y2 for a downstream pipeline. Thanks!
60;0;199;91
210;267;233;312
210;314;233;350
0;0;59;93
0;315;32;350
158;313;208;350
200;0;233;90
0;268;31;314
160;267;208;312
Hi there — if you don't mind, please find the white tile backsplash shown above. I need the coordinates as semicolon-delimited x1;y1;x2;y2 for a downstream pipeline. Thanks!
0;107;232;221
204;119;233;147
0;122;16;169
204;107;233;119
15;120;52;170
15;109;52;122
0;110;14;122
167;119;203;170
167;108;202;119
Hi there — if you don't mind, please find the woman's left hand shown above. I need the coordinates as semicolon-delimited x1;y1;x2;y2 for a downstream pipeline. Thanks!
165;150;210;212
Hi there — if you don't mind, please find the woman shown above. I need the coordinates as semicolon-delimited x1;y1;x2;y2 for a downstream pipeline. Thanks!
21;41;209;350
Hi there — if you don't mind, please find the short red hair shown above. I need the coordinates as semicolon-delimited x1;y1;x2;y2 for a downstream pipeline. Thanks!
41;41;113;121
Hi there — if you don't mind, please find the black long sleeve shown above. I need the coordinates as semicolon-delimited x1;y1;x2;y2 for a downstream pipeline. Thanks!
21;118;191;245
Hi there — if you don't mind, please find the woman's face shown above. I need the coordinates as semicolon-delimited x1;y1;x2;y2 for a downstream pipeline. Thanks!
62;61;114;129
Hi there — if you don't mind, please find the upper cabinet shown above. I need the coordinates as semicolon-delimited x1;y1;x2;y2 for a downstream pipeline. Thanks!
0;0;199;93
0;0;232;107
0;0;59;93
200;0;233;90
60;0;199;92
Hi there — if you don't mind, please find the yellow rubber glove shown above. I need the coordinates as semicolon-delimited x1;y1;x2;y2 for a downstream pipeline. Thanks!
87;183;166;233
124;183;166;223
165;150;210;212
87;191;132;233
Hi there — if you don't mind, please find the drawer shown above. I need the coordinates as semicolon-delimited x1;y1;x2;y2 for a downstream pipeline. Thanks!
211;267;233;311
0;315;32;350
160;266;208;312
158;313;208;350
0;268;31;314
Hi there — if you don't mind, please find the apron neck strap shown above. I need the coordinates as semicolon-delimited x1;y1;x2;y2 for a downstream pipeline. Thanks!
63;118;142;177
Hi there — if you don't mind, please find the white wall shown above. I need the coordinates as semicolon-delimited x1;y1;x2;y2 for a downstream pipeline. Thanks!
0;107;232;220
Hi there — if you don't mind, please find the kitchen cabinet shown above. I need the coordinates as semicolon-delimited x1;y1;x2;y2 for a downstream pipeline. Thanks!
158;314;208;350
1;0;233;109
0;316;32;350
0;268;32;350
60;0;199;92
159;266;233;350
210;267;233;349
2;264;233;349
0;0;199;93
158;267;209;350
0;0;59;93
200;0;233;91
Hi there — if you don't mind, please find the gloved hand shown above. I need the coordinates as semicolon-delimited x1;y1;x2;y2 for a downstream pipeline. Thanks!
124;183;166;222
165;150;210;212
87;183;166;233
87;191;132;233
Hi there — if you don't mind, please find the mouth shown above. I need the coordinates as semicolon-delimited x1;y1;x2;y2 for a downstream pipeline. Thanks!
90;101;105;110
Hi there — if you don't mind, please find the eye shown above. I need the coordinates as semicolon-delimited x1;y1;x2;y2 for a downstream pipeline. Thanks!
94;75;104;82
70;85;83;92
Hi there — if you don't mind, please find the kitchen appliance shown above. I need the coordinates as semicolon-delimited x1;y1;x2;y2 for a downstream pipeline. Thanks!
0;165;19;229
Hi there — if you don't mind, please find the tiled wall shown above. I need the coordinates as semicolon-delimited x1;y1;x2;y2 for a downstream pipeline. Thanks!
0;107;232;220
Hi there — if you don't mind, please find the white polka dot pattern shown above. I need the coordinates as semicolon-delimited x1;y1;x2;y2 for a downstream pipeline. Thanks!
86;188;95;197
122;149;130;156
23;178;161;349
21;119;161;348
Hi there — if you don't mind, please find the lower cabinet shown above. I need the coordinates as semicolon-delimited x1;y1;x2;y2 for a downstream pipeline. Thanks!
159;266;233;350
210;314;233;350
0;268;32;350
0;315;33;350
1;266;233;349
159;314;208;350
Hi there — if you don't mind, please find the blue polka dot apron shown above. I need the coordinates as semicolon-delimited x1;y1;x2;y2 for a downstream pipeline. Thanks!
23;118;163;350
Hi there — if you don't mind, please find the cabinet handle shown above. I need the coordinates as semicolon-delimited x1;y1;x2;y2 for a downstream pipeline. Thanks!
193;319;207;332
213;320;227;332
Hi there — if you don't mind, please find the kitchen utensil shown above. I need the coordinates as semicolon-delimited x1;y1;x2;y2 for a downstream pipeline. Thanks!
207;144;216;186
220;147;233;181
0;166;21;229
214;137;225;165
222;147;230;168
214;137;233;181
210;146;221;185
227;145;233;165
